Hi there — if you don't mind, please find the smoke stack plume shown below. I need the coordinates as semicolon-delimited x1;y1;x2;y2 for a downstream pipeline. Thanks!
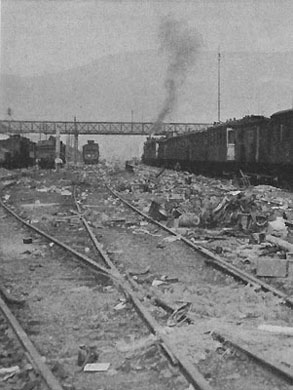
153;17;201;132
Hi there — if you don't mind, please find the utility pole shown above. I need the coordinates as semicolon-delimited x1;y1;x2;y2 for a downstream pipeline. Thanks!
55;123;61;171
7;107;12;134
131;110;134;132
218;49;221;123
74;116;78;165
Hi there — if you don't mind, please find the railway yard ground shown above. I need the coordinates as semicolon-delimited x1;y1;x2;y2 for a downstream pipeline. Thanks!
1;163;293;390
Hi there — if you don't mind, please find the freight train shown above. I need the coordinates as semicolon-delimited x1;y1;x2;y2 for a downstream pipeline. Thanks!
142;109;293;182
82;140;99;164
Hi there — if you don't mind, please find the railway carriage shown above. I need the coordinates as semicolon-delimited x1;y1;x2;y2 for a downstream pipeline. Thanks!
142;108;293;181
155;122;238;174
267;109;293;174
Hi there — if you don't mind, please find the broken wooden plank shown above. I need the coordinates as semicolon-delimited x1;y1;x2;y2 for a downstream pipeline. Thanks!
257;258;288;278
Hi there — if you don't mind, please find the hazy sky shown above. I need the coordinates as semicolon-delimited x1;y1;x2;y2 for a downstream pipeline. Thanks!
2;0;293;76
1;0;293;126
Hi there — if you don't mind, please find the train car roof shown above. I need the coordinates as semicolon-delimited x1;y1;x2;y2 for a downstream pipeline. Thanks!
271;108;293;118
211;115;269;129
157;115;269;143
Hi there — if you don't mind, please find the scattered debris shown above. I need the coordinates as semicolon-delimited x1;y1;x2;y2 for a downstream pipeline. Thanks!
77;345;99;368
84;363;110;372
256;258;288;278
258;324;293;336
267;217;288;238
23;237;33;244
152;279;166;287
266;235;293;253
133;228;161;237
114;300;127;311
0;365;20;378
149;201;168;221
60;189;72;196
129;266;151;276
116;334;158;353
167;302;192;327
178;213;200;228
162;236;181;243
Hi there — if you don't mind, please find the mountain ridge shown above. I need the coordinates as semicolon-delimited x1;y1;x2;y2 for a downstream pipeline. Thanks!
1;50;292;123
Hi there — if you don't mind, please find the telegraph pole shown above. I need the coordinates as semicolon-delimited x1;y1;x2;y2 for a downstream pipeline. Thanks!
55;123;61;171
74;116;78;165
131;110;134;132
218;49;221;123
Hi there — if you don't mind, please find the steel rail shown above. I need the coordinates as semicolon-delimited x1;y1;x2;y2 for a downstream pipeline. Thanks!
74;194;121;278
104;185;293;384
0;295;63;390
0;185;213;389
73;191;214;390
106;185;293;307
2;181;291;388
75;186;293;387
213;331;293;385
0;199;116;280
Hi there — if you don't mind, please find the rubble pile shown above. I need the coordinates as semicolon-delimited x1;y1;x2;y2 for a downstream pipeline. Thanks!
0;167;10;179
108;163;293;285
111;165;293;236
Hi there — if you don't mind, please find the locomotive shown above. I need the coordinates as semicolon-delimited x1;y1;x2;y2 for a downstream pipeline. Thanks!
0;135;36;169
82;140;99;164
142;108;293;181
36;136;66;169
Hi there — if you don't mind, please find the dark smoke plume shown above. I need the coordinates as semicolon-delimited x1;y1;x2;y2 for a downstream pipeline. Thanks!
153;17;201;132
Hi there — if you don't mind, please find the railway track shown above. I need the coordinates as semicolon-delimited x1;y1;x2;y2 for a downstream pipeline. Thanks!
0;170;293;390
0;293;62;390
0;176;201;390
107;185;293;307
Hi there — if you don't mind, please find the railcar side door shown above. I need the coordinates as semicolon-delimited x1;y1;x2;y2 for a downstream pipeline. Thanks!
227;127;235;160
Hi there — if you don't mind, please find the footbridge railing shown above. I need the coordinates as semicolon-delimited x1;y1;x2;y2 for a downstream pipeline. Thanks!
0;120;210;136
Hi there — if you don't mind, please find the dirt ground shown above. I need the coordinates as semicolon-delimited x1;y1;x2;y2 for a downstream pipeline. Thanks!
1;166;293;390
0;175;189;390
